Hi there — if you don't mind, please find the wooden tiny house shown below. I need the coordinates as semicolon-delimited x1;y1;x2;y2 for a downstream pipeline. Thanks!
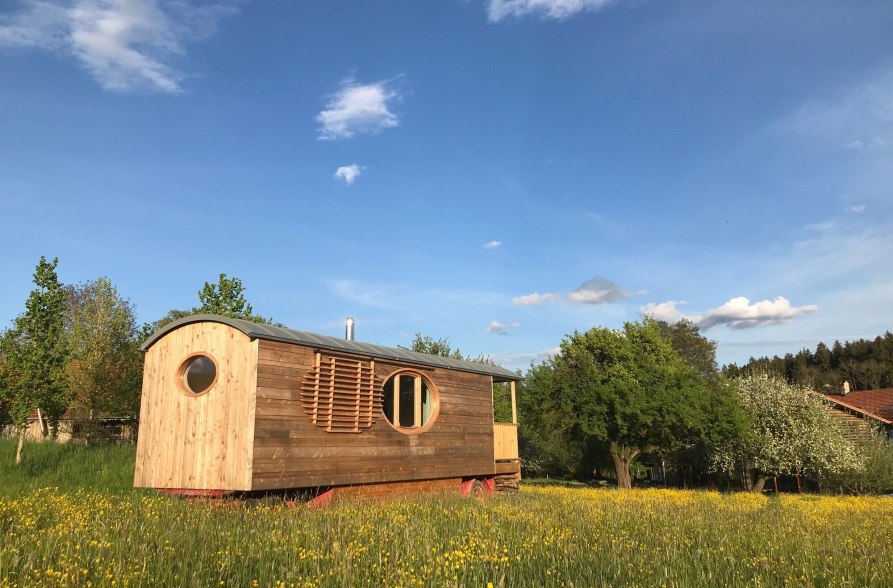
134;315;521;498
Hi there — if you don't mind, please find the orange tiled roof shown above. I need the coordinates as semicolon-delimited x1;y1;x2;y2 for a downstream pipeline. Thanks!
821;388;893;424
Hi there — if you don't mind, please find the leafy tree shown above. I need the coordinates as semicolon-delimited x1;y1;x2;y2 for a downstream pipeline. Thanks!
822;429;893;495
0;257;69;463
548;318;711;488
139;274;273;342
711;371;864;492
400;332;495;365
196;273;271;323
64;278;143;443
137;309;191;343
518;360;610;479
0;353;12;429
656;319;719;381
401;333;465;360
654;319;744;487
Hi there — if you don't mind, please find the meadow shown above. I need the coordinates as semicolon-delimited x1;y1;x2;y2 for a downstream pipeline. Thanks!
1;440;892;587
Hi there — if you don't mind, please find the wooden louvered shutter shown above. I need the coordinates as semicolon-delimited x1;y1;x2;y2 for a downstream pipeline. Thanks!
300;353;381;432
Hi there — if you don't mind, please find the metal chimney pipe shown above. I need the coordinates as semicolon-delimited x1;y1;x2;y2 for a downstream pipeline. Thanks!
345;317;355;341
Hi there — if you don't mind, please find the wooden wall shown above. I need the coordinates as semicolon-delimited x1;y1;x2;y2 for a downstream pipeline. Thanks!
493;422;519;461
134;322;257;491
252;340;496;491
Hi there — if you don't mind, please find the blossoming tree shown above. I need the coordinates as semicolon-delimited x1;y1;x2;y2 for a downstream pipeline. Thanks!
711;371;864;492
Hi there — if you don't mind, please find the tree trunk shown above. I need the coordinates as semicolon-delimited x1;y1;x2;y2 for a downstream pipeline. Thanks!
751;475;768;493
37;409;48;437
15;427;26;465
609;441;639;489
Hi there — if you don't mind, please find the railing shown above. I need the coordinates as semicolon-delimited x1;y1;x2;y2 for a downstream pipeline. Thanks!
493;422;519;461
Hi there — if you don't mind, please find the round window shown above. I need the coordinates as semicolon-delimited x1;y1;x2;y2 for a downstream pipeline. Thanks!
178;354;218;395
382;371;439;433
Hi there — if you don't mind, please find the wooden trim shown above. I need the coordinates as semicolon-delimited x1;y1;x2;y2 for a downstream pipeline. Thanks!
175;352;220;397
413;374;422;425
381;368;440;436
510;380;517;424
392;374;400;427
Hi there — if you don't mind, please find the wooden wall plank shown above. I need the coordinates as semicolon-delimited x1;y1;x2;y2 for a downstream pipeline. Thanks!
251;340;497;490
134;322;256;491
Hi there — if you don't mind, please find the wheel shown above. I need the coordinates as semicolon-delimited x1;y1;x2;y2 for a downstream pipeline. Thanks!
469;479;486;500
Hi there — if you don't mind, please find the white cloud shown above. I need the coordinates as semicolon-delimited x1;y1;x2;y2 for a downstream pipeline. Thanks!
486;320;520;334
782;73;893;148
513;276;634;306
0;0;239;93
511;291;559;306
334;164;363;185
0;1;68;50
698;296;819;330
844;137;887;151
482;240;502;250
317;78;400;140
780;223;893;290
804;220;835;232
490;346;560;369
640;300;686;323
641;296;819;330
846;205;866;214
325;279;396;310
566;276;631;304
487;0;612;22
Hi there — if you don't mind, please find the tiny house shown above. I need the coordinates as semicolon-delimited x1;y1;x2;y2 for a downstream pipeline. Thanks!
134;315;521;499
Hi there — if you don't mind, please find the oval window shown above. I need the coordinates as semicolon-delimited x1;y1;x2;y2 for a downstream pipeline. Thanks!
178;354;218;395
382;371;439;433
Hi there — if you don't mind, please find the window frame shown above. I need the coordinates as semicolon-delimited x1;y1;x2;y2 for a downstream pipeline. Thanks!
176;352;219;397
381;369;440;435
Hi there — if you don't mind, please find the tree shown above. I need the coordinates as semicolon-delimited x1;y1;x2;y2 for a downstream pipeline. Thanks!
710;371;864;492
137;309;192;343
64;278;143;443
0;257;68;463
400;333;466;360
655;319;744;487
196;273;271;323
518;360;611;479
656;319;719;381
722;331;893;393
549;319;711;488
139;274;274;343
822;429;893;495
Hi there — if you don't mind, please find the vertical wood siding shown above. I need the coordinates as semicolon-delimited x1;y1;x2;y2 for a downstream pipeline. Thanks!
134;322;257;491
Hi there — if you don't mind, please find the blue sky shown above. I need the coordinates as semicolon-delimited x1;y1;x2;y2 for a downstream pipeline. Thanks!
1;0;892;370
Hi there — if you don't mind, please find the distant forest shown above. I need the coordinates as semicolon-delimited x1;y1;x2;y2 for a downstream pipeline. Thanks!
723;332;893;392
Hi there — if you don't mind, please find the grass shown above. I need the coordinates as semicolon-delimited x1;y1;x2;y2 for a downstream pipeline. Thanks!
1;440;892;587
0;438;135;497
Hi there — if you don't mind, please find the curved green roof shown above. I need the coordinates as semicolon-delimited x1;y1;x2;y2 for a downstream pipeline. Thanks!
141;314;520;381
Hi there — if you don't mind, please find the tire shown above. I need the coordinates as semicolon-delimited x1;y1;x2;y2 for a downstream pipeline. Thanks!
469;479;487;500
